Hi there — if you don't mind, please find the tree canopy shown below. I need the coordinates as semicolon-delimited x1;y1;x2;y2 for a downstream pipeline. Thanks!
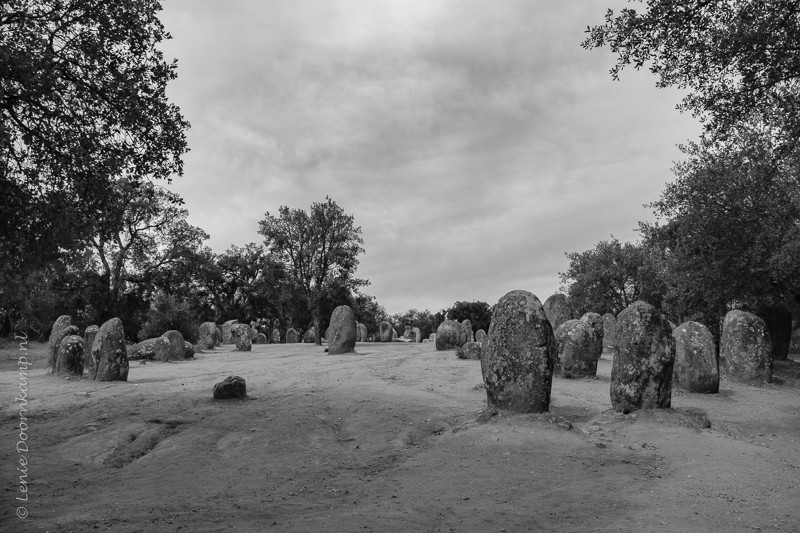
583;1;800;147
1;0;189;274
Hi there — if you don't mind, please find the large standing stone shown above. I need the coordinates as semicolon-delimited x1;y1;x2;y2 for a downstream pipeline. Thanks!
543;294;572;332
48;315;73;371
154;337;173;362
184;342;195;358
213;376;247;399
435;320;467;351
255;333;268;344
457;341;482;360
221;320;238;344
610;301;675;412
286;328;299;343
719;310;773;383
481;291;556;413
271;328;281;343
412;327;422;343
235;328;252;351
83;325;99;369
602;313;617;356
403;327;414;341
328;305;357;354
56;335;84;377
673;321;719;393
461;319;474;343
163;330;186;359
580;312;604;363
197;322;217;350
555;319;599;378
303;327;316;343
357;323;368;342
90;318;129;381
475;329;487;345
379;321;393;342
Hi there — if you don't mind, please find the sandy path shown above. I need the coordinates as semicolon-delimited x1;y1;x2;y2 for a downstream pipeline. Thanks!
1;342;799;532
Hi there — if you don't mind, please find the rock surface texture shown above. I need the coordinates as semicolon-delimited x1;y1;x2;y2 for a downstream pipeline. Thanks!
554;319;599;378
221;320;238;344
163;330;186;359
672;321;719;393
90;318;129;381
286;328;299;343
328;305;357;355
456;341;482;360
543;294;572;332
481;290;556;413
580;312;605;362
602;313;617;356
379;321;393;343
719;310;773;383
197;322;218;350
435;320;467;351
56;335;84;377
82;325;99;369
48;315;73;371
610;301;675;413
213;376;247;399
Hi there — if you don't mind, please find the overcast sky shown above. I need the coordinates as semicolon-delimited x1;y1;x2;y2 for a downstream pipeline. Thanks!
158;0;700;315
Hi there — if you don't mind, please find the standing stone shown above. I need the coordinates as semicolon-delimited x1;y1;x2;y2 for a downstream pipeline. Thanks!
429;333;436;345
215;326;223;346
90;318;129;381
271;328;281;343
231;323;250;343
235;334;252;351
580;312;604;364
303;327;316;343
610;301;675;412
719;310;773;383
543;294;573;332
56;335;84;377
286;328;299;343
461;319;474;343
184;342;195;358
602;313;617;356
255;333;268;344
457;341;482;360
213;376;247;399
391;327;397;340
555;319;599;378
475;329;487;345
163;330;186;359
154;337;174;362
197;322;217;350
128;338;159;361
379;321;393;342
481;290;556;413
403;327;414;341
221;320;238;344
48;315;73;371
673;321;719;393
412;327;422;343
328;305;357;355
357;323;368;342
435;320;467;351
82;325;99;370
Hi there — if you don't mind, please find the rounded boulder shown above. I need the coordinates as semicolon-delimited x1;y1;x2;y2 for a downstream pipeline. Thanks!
719;310;773;383
673;321;719;393
555;319;599;378
435;320;466;351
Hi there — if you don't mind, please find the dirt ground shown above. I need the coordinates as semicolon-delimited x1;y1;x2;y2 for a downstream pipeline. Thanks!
2;338;799;533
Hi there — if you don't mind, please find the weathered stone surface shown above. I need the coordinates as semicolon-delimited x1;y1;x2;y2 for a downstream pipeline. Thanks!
403;327;414;340
56;335;84;377
435;320;467;351
271;328;281;343
303;327;316;343
475;329;487;345
328;305;357;354
198;322;218;350
286;328;299;343
154;337;173;362
412;327;422;343
379;321;393;342
602;313;617;356
610;301;675;412
457;341;482;360
221;320;238;344
184;341;195;358
215;326;223;346
673;321;719;393
48;315;73;371
83;325;99;369
128;338;159;361
356;323;368;342
580;312;604;363
256;333;268;344
230;323;250;344
391;327;397;340
719;310;773;383
235;334;252;351
555;319;599;378
543;294;572;332
90;318;129;381
461;319;474;343
213;376;247;399
430;333;436;345
163;330;186;359
481;290;556;413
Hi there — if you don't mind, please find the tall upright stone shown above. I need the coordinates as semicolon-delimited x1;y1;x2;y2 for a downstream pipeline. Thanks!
412;326;422;343
48;315;73;372
554;319;599;378
543;294;572;331
673;321;719;393
435;320;467;351
475;329;487;345
56;335;84;377
328;305;357;354
286;328;299;343
720;310;773;383
379;321;393;342
303;327;316;343
221;320;238;344
154;337;173;362
163;330;186;359
461;319;474;343
356;323;368;342
90;318;129;381
197;322;217;350
271;328;281;343
610;301;675;412
601;313;617;356
481;290;556;413
580;312;604;363
82;325;99;370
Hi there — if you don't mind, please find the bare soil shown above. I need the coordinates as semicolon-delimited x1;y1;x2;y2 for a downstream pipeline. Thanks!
2;339;799;532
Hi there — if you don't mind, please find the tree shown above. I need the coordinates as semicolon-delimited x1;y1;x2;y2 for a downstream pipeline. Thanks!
446;301;493;335
258;197;367;346
559;237;667;317
582;1;800;148
1;0;189;277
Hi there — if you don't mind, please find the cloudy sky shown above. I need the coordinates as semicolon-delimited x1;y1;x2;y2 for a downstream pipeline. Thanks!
158;0;700;315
